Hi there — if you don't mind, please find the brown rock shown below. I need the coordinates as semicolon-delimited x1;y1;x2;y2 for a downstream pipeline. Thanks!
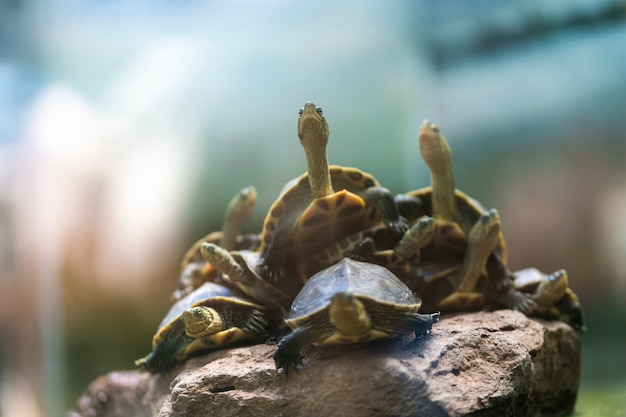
68;310;582;417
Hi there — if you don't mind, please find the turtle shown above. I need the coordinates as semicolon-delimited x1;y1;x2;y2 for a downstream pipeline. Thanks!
395;120;533;313
135;281;268;373
273;258;440;374
427;208;506;312
512;267;584;330
172;185;261;301
256;102;407;288
200;243;293;316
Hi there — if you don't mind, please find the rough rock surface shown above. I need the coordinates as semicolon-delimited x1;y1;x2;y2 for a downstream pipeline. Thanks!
68;310;582;417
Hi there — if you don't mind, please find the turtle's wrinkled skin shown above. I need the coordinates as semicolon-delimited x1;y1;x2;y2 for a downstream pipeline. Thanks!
396;120;533;313
135;282;268;373
172;186;260;301
200;243;292;316
257;102;407;289
273;258;439;375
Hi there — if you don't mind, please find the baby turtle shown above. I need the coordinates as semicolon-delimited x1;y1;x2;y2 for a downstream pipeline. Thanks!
135;282;268;373
513;267;584;330
257;102;406;287
429;209;504;312
273;258;439;374
396;120;532;312
172;185;260;301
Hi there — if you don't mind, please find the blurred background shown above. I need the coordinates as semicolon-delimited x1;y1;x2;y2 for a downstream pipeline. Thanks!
1;0;625;415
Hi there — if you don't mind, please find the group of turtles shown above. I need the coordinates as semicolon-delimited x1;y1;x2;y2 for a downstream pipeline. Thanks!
135;102;583;375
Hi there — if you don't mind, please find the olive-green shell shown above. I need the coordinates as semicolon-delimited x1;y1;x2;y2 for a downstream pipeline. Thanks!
154;282;263;347
286;258;420;326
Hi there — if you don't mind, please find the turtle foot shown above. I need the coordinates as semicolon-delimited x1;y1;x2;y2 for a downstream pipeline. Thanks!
345;237;377;262
430;311;441;324
386;217;410;238
273;350;303;376
508;290;537;315
567;306;585;332
256;259;286;284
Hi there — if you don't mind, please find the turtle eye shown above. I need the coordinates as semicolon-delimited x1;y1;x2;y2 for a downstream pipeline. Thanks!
298;108;304;116
316;107;323;116
194;308;203;317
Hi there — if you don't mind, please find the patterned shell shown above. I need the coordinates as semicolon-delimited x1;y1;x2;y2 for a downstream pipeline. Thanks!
154;282;261;346
287;258;420;322
260;165;383;258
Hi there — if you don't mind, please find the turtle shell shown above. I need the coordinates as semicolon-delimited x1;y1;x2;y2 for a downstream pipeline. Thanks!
261;166;381;251
286;258;420;326
259;166;386;285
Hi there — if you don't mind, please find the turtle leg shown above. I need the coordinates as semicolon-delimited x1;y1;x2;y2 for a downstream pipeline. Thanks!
555;293;585;332
394;194;424;223
218;304;270;338
485;253;536;314
273;322;334;375
346;237;378;261
135;332;194;373
240;309;270;338
370;306;440;338
359;186;408;236
201;243;291;315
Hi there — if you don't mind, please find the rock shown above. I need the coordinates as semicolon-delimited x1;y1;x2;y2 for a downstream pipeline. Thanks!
68;371;152;417
68;310;582;417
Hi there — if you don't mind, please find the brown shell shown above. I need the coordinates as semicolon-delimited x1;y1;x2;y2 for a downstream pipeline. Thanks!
286;258;420;325
260;165;382;265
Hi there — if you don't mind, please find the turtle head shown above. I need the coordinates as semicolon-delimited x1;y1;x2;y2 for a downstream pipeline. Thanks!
469;209;501;247
418;120;456;221
534;269;568;306
182;306;224;337
298;102;333;198
329;292;372;336
298;102;329;149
